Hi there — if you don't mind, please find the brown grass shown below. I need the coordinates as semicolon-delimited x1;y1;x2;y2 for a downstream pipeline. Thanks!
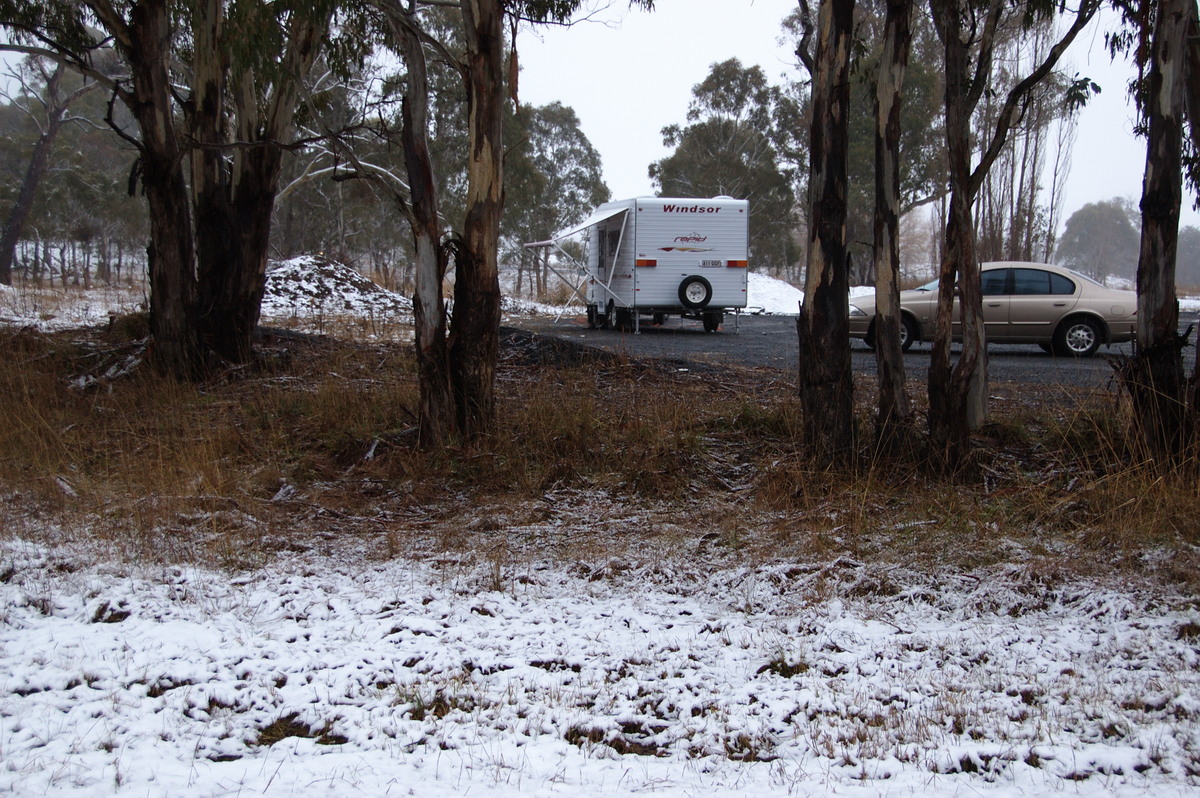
2;321;1198;591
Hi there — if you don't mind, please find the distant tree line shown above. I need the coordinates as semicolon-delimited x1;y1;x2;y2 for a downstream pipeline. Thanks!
0;56;146;287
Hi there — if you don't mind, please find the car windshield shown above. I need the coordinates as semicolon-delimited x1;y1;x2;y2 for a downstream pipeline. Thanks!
915;278;938;291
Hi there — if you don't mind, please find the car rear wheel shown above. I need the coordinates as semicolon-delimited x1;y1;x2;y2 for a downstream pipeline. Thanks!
1053;317;1101;357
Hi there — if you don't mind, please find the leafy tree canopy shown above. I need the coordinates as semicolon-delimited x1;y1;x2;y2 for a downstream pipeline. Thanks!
1054;198;1139;282
650;58;800;273
504;100;609;248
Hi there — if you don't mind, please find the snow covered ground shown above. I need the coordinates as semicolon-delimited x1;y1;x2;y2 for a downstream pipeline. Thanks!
3;259;1200;796
4;537;1199;798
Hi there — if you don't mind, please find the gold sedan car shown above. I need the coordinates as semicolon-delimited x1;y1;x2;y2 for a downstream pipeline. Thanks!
848;261;1137;357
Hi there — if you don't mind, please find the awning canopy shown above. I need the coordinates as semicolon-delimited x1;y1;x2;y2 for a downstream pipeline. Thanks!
523;205;628;248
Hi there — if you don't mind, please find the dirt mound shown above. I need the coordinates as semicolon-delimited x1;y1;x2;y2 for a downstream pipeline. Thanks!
262;256;411;319
499;326;620;368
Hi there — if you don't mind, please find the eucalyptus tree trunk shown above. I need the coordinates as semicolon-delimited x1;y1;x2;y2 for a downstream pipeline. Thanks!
189;0;237;360
871;0;913;453
191;3;327;364
927;0;1096;470
1121;0;1189;462
397;23;454;447
797;0;856;466
928;193;986;466
927;0;990;469
450;0;505;441
195;140;286;364
120;0;203;378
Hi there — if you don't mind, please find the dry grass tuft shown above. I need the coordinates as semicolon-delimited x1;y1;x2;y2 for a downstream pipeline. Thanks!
2;322;1198;592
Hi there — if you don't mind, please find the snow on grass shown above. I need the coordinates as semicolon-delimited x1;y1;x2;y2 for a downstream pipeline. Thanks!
2;537;1198;797
0;280;145;330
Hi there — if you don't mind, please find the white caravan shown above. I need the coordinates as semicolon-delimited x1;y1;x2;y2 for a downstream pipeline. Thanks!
529;196;750;332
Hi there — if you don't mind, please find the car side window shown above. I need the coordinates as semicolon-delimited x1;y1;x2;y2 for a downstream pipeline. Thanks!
981;269;1009;296
1012;268;1051;295
1048;272;1075;295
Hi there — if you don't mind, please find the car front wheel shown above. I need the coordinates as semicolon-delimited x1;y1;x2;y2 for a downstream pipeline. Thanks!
1053;317;1102;357
899;315;917;352
868;316;917;351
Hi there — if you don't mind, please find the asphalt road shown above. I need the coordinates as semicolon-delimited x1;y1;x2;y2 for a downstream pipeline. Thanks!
520;311;1200;390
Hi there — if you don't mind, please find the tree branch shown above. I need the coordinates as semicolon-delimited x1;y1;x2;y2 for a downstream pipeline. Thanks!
970;0;1100;196
794;0;817;77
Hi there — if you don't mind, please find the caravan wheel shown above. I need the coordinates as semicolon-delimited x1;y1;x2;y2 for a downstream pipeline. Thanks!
679;276;713;309
600;299;614;330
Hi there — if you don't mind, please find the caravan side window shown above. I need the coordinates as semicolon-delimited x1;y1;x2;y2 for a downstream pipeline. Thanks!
606;230;621;268
597;227;618;271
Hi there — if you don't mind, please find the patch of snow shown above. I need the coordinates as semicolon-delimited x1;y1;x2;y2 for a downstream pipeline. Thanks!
261;256;412;322
746;271;805;315
0;281;144;331
501;292;570;318
1;538;1198;797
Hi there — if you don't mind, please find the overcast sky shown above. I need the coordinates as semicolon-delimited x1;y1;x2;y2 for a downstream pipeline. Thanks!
516;0;1200;238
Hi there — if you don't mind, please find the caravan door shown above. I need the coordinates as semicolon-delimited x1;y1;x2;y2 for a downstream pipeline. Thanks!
586;205;632;310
